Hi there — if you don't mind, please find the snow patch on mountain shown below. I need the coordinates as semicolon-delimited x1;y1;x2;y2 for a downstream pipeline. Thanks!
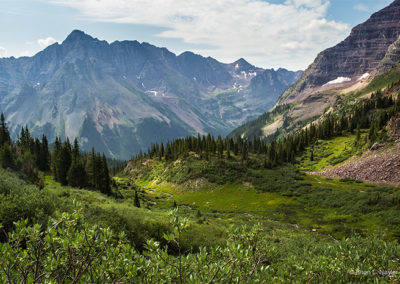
323;77;351;86
358;73;370;81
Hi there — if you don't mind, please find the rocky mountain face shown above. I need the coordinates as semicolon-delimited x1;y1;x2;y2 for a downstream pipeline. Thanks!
0;30;299;159
376;35;400;74
232;0;400;140
280;0;400;104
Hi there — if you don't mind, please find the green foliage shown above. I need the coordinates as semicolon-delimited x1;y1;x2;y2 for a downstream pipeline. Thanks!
1;208;400;282
359;65;400;95
0;169;54;242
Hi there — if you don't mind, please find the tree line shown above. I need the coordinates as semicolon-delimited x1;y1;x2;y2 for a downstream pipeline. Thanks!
134;90;400;168
0;115;111;194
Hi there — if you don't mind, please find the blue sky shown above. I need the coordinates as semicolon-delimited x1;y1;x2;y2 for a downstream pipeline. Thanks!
0;0;394;70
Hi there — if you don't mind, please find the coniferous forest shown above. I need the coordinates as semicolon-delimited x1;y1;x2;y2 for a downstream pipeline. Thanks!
136;91;400;168
0;114;111;194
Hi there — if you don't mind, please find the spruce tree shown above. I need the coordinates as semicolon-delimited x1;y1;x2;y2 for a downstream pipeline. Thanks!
67;159;87;188
99;154;111;195
85;148;96;188
41;135;50;171
0;143;15;169
0;113;10;146
51;137;61;181
134;190;140;208
241;140;248;166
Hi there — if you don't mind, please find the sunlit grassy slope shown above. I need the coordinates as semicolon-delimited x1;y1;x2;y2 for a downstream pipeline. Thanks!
123;151;400;240
298;131;369;172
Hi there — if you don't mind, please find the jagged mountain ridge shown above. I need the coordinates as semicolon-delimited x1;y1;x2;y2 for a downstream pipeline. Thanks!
0;30;300;159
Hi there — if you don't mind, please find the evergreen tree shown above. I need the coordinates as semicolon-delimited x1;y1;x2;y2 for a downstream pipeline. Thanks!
217;136;224;159
86;148;96;188
67;159;87;188
41;135;50;171
0;143;15;169
51;137;61;181
134;190;140;208
99;154;111;195
241;140;248;166
0;113;10;146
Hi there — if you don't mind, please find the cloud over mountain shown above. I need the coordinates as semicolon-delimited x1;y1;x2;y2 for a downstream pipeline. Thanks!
0;47;7;58
48;0;349;69
37;37;57;49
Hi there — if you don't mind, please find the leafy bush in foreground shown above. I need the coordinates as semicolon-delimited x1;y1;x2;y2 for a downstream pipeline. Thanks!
1;208;400;283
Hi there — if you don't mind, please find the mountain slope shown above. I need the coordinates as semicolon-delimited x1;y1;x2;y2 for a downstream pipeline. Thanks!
0;30;300;159
231;0;400;141
279;0;400;105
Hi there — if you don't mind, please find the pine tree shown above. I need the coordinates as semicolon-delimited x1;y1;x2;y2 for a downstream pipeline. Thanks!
85;148;96;188
241;140;248;166
99;154;111;195
51;137;61;181
226;142;231;159
217;136;224;159
67;159;87;188
0;113;10;146
41;135;50;171
134;190;140;208
0;143;15;169
58;142;72;185
72;138;80;159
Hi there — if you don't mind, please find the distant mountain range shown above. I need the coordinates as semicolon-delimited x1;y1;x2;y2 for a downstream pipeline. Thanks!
0;30;301;159
231;0;400;139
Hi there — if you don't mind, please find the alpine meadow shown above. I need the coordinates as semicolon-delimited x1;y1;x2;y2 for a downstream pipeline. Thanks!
1;0;400;283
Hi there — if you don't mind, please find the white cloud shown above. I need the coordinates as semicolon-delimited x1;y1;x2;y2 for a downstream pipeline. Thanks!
48;0;350;70
0;46;7;58
37;37;57;49
19;51;35;57
354;4;370;12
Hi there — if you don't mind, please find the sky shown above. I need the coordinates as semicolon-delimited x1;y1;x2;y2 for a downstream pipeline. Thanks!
0;0;394;70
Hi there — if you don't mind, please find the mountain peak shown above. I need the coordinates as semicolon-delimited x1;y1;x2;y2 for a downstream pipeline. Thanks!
232;58;259;73
63;30;97;44
233;58;251;66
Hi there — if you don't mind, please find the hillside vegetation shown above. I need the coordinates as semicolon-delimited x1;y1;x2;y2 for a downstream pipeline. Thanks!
1;62;400;283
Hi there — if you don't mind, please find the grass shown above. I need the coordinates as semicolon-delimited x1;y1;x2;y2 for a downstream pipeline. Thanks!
124;150;400;240
142;182;297;213
298;131;368;172
360;65;400;95
304;174;375;191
